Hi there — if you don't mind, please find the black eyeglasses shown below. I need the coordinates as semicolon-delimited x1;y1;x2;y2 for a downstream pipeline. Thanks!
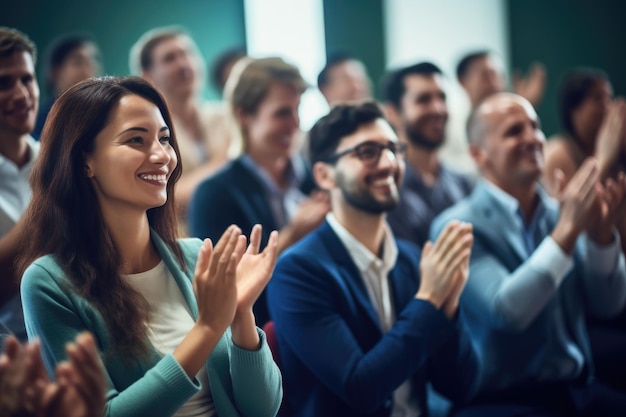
326;141;407;166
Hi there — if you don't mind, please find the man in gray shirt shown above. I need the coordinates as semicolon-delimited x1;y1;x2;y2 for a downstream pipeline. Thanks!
384;62;473;248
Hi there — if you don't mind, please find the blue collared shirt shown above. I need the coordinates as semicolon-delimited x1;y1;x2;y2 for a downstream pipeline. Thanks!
481;180;620;381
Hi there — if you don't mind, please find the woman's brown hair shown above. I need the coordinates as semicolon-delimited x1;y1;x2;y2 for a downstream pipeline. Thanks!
18;76;184;359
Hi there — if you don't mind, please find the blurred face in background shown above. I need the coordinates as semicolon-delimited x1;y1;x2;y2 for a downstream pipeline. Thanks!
144;35;202;101
460;55;506;107
398;73;448;150
52;42;101;95
321;60;372;106
0;51;39;138
571;79;613;145
242;82;301;161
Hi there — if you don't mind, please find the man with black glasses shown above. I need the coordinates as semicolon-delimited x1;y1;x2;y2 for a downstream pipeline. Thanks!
267;101;479;417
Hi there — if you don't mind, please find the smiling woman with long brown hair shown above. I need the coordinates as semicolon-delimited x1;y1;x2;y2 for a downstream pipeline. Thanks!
17;76;282;417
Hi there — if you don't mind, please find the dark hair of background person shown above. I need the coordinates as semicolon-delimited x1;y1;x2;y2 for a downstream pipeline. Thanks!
309;100;383;164
558;67;610;140
42;32;97;95
381;61;443;109
317;51;356;90
18;76;184;360
455;50;490;82
210;47;245;93
0;26;36;60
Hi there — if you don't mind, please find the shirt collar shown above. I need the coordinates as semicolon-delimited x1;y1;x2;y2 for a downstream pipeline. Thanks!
480;179;550;228
0;135;40;170
326;212;398;274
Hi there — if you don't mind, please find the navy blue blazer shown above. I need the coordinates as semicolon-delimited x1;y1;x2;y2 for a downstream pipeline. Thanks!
188;156;316;326
430;182;626;393
267;221;479;417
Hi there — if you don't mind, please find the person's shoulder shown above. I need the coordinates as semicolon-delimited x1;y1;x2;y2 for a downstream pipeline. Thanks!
177;237;203;255
21;254;66;290
193;159;245;198
430;194;477;236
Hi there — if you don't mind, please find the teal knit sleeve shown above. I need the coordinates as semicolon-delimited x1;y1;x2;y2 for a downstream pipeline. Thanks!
20;258;201;417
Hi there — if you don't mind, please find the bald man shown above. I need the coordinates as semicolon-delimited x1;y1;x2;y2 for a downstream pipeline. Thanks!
431;93;626;416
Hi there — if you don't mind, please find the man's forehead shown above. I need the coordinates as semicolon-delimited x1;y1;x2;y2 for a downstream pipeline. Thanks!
482;95;536;124
340;118;397;147
0;51;35;75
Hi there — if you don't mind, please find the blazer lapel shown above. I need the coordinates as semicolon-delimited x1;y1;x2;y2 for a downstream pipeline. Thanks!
232;159;279;234
319;222;384;333
470;184;528;266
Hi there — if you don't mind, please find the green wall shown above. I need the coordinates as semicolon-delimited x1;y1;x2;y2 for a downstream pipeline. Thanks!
323;0;386;99
508;0;626;137
1;0;246;101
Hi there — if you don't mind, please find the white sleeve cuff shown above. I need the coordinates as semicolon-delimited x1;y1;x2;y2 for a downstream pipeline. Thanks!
527;236;574;287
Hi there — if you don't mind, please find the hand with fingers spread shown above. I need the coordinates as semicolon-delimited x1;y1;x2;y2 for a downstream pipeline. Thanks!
192;225;246;337
416;221;474;318
232;225;279;349
0;336;33;417
0;333;106;417
552;158;604;253
587;172;626;245
236;225;279;314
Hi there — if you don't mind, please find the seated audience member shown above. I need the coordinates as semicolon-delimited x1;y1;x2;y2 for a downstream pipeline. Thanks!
0;332;106;417
189;57;330;326
318;52;372;107
383;62;474;248
431;92;626;417
268;101;478;417
456;50;546;109
19;77;282;417
543;68;626;392
131;27;237;216
33;33;101;139
0;27;39;342
543;68;626;197
210;47;246;96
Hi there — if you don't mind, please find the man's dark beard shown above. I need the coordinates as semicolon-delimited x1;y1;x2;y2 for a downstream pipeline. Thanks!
337;172;399;215
405;122;445;151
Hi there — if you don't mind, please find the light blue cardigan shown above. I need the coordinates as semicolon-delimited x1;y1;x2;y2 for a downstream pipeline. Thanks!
21;232;282;417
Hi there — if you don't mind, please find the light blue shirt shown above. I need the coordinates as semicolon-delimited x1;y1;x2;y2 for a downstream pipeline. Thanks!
481;180;620;380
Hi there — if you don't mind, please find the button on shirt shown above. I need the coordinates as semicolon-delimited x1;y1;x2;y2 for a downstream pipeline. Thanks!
481;180;620;381
326;213;421;417
239;154;308;229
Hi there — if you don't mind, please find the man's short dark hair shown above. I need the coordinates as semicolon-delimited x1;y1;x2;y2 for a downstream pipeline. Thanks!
309;101;384;164
317;52;356;91
0;27;36;61
558;68;610;139
382;62;443;109
44;33;97;94
210;47;246;92
456;50;490;82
